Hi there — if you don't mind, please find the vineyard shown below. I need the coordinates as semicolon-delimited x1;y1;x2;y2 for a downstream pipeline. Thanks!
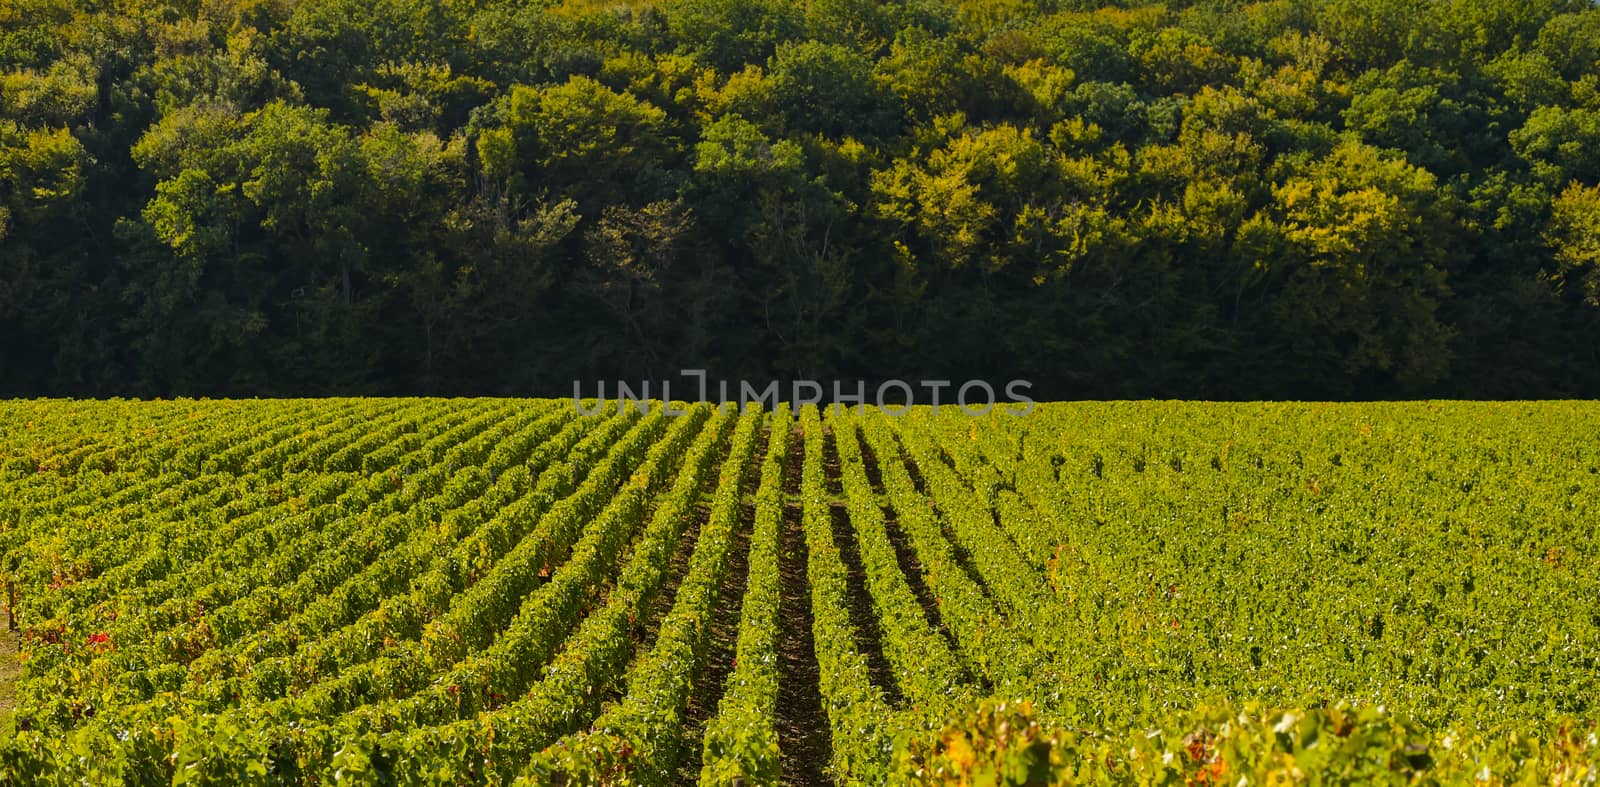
0;399;1597;784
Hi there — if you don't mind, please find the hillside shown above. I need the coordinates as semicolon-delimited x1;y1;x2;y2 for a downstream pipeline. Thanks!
4;0;1600;398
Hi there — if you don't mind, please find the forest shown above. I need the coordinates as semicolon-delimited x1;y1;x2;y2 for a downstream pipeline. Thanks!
2;0;1599;398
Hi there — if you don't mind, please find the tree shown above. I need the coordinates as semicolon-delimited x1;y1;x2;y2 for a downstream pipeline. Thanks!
1547;181;1600;306
1510;106;1600;186
1256;140;1456;390
666;0;803;72
495;75;669;208
767;40;898;139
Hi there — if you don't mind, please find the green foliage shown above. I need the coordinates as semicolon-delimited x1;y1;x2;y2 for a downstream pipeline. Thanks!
1548;181;1600;305
1;400;1600;784
1510;105;1600;186
667;0;804;72
499;76;668;197
1259;140;1455;387
2;0;1600;397
767;40;898;139
895;699;1600;785
694;114;804;178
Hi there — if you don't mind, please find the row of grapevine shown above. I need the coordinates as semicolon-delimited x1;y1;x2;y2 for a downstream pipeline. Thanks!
13;400;462;726
827;413;973;715
698;405;791;785
522;406;767;783
793;405;902;782
850;410;1057;703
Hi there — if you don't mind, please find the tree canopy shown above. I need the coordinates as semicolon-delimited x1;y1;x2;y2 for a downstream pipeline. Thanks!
2;0;1598;398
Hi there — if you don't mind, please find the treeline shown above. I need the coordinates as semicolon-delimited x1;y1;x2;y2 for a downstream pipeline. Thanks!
2;0;1598;398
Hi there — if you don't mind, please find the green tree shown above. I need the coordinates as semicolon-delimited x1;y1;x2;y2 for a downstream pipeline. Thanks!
1547;181;1600;306
1258;140;1456;389
767;40;897;139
